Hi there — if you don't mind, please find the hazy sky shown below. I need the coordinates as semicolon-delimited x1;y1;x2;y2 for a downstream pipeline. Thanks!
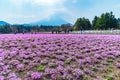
0;0;120;24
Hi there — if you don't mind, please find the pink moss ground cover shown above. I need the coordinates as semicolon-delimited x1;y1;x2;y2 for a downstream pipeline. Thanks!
0;34;120;80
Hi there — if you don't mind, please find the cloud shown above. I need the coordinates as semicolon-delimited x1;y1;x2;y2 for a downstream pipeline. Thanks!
28;0;66;6
1;0;120;24
9;0;66;7
1;0;81;24
2;0;68;24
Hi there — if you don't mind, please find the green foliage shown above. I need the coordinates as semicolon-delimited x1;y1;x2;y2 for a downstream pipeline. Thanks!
50;63;57;68
107;59;113;63
108;66;113;69
107;66;113;72
65;59;71;64
92;11;118;30
103;74;114;80
118;18;120;28
74;17;92;30
37;65;45;72
92;67;98;72
74;11;120;31
0;25;12;33
92;16;98;29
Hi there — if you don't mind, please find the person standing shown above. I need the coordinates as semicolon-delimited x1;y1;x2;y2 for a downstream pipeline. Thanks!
80;27;83;34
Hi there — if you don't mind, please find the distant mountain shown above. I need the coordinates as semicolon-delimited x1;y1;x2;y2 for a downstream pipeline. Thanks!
0;21;10;25
29;16;68;26
0;16;70;26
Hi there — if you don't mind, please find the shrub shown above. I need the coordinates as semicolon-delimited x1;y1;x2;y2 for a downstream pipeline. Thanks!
37;65;45;72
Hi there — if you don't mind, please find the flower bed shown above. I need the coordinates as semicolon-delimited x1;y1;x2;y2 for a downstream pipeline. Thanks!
0;34;120;80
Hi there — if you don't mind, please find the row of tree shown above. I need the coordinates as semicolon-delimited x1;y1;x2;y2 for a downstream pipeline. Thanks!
0;25;60;34
74;11;120;30
0;23;73;34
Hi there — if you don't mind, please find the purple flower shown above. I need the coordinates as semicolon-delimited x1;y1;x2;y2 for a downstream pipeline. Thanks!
9;60;20;66
94;54;101;59
9;51;17;57
29;53;36;58
45;68;57;74
116;63;120;68
114;51;120;57
16;64;24;70
31;72;42;79
1;33;120;80
9;77;22;80
0;76;4;80
56;61;64;65
51;74;56;79
19;53;28;58
0;57;4;61
57;65;64;71
85;57;92;63
0;62;4;66
8;72;17;78
2;65;10;72
73;68;83;76
56;55;66;61
0;52;5;58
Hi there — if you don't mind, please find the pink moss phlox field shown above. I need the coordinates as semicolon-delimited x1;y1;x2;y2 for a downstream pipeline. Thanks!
0;34;120;80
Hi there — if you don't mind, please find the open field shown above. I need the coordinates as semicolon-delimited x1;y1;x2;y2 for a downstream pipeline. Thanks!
0;34;120;80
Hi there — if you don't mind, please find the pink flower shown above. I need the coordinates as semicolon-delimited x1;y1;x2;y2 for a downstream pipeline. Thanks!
94;54;101;59
8;72;17;78
57;65;64;71
56;61;64;65
31;72;42;79
9;77;22;80
16;64;24;70
9;51;17;57
51;74;56;79
116;63;120;68
9;60;20;66
0;76;4;80
0;57;3;61
45;68;57;74
73;68;83;76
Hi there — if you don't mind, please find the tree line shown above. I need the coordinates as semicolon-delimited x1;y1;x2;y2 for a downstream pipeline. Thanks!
0;11;120;34
74;11;120;30
0;25;60;34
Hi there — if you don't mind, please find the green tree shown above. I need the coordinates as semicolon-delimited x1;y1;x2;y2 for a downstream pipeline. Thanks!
92;16;98;29
93;11;118;30
118;18;120;28
74;17;91;30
